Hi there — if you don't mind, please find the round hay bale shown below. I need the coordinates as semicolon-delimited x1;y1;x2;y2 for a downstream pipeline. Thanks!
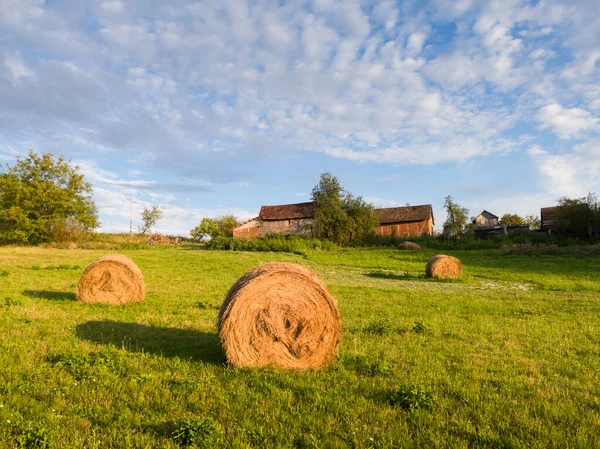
218;262;341;370
425;254;462;279
77;254;144;304
398;241;421;250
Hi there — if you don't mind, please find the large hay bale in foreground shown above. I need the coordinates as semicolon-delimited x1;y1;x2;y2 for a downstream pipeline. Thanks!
425;254;462;279
218;263;341;370
398;241;421;250
77;254;144;305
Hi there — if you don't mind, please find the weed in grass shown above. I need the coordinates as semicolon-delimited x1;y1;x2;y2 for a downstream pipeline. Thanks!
0;269;9;277
15;422;52;449
363;318;395;335
4;297;24;307
170;417;223;447
46;351;123;381
389;385;435;411
343;353;392;377
194;301;219;310
412;320;430;334
30;264;41;270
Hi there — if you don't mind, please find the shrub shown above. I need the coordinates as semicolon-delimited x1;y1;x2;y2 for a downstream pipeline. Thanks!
389;385;435;411
170;417;223;447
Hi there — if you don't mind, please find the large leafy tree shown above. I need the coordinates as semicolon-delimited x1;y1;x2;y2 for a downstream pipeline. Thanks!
311;172;377;245
0;150;99;244
442;195;469;238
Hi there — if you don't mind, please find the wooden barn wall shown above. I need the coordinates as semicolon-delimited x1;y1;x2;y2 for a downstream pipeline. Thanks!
259;218;313;237
233;225;260;240
374;218;433;237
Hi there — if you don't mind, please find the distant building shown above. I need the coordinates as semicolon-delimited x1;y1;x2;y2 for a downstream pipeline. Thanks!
232;218;260;240
374;204;434;238
541;207;559;232
474;210;499;227
257;201;315;237
473;210;530;238
232;201;435;240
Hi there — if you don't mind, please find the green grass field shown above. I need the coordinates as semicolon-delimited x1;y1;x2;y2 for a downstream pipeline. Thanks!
1;245;599;448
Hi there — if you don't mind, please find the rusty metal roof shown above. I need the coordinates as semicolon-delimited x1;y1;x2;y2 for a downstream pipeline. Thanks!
375;204;434;225
259;202;316;220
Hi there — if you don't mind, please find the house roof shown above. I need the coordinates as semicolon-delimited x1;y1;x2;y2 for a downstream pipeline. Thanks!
541;206;559;225
259;202;316;220
475;210;499;220
375;204;434;225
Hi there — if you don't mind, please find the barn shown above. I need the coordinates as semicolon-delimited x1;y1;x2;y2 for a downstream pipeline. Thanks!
232;218;260;240
374;204;434;238
257;202;315;237
541;206;559;232
474;210;499;227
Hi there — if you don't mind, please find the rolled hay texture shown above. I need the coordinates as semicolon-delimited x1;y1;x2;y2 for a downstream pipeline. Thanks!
77;254;144;304
425;254;462;279
218;262;341;370
398;241;421;250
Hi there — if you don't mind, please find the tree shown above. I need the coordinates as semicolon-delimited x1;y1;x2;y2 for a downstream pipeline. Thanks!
525;214;541;230
138;206;163;235
216;214;239;238
0;150;99;244
311;172;377;245
442;196;469;238
190;218;221;241
555;193;598;238
499;213;526;226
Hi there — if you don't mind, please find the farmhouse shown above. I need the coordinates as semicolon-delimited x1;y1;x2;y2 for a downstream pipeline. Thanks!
374;204;434;237
473;210;505;238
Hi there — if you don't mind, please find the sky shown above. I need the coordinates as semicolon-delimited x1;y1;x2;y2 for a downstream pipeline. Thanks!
1;0;599;236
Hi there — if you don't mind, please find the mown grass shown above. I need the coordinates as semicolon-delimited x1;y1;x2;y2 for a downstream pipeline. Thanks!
0;246;599;448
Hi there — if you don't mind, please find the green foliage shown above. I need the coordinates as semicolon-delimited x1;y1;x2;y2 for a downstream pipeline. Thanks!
206;234;338;253
411;320;430;334
15;422;52;449
4;296;24;306
499;213;526;226
216;214;240;238
138;205;163;235
525;214;541;230
363;318;395;336
311;172;378;246
556;193;599;238
389;385;435;411
0;150;99;244
442;196;470;239
46;351;123;381
190;215;240;241
0;269;9;276
170;417;223;447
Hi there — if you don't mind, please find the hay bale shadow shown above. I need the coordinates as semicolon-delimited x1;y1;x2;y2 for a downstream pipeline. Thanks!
22;290;77;301
75;320;225;365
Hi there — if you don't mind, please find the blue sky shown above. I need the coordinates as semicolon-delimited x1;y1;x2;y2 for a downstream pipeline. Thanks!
1;0;599;235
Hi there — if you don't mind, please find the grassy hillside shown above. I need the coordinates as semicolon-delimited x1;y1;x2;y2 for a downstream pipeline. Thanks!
0;246;599;448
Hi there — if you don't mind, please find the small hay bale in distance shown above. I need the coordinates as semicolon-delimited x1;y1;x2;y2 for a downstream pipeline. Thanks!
425;254;462;279
218;262;341;370
398;241;421;250
77;254;145;305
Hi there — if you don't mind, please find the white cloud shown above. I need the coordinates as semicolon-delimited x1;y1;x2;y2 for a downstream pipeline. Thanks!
537;104;599;139
3;54;35;84
530;139;600;197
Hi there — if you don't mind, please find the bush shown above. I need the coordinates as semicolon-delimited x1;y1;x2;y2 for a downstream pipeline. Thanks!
206;234;338;254
15;422;52;449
